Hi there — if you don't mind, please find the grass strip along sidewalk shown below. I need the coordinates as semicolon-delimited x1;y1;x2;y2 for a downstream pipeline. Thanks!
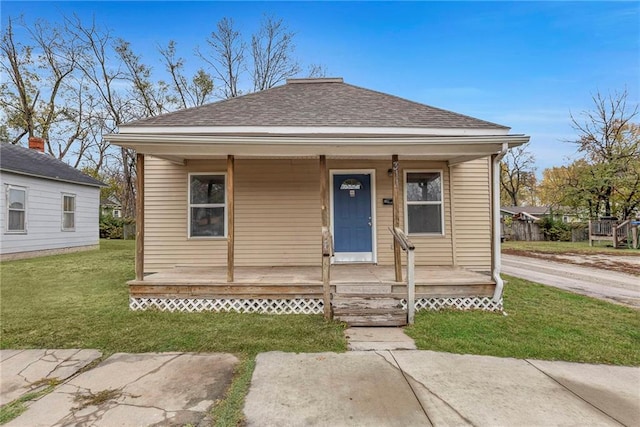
1;240;638;425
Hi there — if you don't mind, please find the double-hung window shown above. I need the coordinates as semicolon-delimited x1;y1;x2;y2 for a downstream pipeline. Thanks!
405;171;444;235
6;185;27;233
62;194;76;231
189;174;226;238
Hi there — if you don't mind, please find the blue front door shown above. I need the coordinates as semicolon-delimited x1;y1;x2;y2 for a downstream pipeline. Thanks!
333;173;373;262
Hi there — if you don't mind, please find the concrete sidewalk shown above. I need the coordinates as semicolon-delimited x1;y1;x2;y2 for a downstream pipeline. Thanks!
244;351;640;426
1;351;238;427
2;349;638;426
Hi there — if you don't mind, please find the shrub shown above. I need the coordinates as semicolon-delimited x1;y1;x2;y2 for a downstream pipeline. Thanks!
539;217;571;241
100;215;134;239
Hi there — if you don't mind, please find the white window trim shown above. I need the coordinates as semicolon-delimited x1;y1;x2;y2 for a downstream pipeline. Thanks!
187;172;227;239
61;193;76;232
6;184;27;234
404;169;445;237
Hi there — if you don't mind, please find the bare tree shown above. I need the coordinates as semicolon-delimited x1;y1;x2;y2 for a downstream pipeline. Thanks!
66;15;138;217
0;17;38;143
500;143;537;206
159;40;214;108
307;63;328;78
250;15;300;91
198;17;244;99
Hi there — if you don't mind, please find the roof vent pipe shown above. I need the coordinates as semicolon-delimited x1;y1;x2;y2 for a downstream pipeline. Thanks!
28;136;45;153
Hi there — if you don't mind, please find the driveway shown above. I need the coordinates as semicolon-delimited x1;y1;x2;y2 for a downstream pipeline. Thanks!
502;254;640;309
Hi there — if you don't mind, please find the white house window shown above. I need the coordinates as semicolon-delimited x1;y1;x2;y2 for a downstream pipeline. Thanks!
189;174;225;237
62;194;76;231
7;185;26;232
405;171;443;235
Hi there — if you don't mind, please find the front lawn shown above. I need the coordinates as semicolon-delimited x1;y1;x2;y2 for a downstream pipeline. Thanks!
0;240;346;355
502;240;640;255
406;275;640;366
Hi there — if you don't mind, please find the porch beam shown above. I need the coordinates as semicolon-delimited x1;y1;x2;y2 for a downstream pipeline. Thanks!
319;155;332;319
135;153;145;281
392;154;402;282
227;155;235;282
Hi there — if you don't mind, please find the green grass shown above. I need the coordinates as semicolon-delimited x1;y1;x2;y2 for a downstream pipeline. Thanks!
502;240;640;255
0;240;346;354
405;275;640;366
2;240;639;425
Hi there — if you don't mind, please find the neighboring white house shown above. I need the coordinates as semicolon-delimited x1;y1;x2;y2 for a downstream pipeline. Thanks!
0;139;105;260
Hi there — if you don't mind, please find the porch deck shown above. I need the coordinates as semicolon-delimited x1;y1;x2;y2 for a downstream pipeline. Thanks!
129;265;495;299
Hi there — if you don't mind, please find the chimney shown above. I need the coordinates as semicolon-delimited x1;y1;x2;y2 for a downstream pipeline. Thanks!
28;136;45;153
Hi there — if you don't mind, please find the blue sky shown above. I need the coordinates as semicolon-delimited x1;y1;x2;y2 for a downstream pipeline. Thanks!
2;1;638;174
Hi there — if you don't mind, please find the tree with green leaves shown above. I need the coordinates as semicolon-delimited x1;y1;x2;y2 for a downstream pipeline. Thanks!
568;90;640;218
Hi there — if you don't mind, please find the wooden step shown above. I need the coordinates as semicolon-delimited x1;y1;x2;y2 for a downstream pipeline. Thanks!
332;295;403;310
332;294;407;326
334;310;407;327
335;284;393;294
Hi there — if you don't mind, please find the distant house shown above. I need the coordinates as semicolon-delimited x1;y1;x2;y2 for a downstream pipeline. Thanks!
501;206;552;222
501;206;580;223
101;195;122;218
0;138;105;260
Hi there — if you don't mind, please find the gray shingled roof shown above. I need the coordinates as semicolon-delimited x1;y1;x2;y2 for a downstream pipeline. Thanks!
121;78;509;130
0;143;105;187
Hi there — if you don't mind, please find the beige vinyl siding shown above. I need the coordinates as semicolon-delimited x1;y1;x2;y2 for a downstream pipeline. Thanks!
451;158;492;271
235;159;320;266
144;156;490;272
144;157;227;272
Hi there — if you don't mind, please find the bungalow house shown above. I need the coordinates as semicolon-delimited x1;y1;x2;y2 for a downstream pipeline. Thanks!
0;139;104;260
105;78;530;325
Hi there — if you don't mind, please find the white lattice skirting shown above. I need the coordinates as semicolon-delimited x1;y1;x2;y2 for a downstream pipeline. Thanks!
403;297;503;312
130;297;324;314
130;296;502;314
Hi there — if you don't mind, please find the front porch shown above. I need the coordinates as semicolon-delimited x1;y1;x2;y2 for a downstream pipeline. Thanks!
128;264;500;325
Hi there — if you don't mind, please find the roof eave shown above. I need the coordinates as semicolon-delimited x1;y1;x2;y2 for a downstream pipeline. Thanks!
104;133;530;163
0;168;107;188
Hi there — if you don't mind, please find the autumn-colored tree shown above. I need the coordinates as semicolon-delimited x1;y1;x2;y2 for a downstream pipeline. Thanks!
568;90;639;218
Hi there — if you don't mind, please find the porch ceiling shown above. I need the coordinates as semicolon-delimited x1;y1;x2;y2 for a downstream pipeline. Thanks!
104;133;530;163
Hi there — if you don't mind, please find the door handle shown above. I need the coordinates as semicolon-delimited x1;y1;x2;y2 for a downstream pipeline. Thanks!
368;222;372;227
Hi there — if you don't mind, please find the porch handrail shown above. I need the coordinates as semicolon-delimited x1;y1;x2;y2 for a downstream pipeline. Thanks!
389;227;416;324
614;219;631;248
321;227;333;319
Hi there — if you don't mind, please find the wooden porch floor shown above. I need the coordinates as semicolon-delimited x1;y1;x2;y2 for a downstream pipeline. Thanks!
129;265;495;299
